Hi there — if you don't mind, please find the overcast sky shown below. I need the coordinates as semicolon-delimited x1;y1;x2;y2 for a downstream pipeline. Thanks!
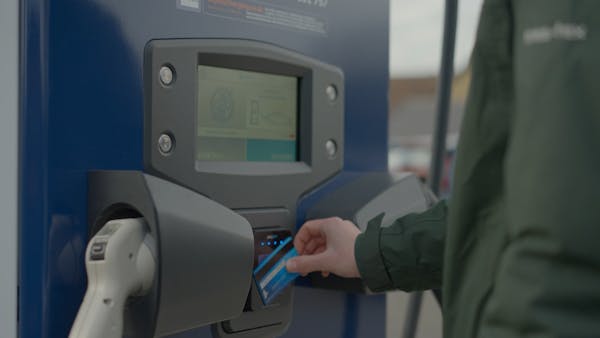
390;0;484;77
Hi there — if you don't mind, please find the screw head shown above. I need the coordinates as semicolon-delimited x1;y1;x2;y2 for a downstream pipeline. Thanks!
325;139;337;158
158;133;174;155
326;85;338;102
159;65;174;86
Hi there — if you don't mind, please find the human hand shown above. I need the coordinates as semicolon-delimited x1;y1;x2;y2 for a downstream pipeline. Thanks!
285;217;361;278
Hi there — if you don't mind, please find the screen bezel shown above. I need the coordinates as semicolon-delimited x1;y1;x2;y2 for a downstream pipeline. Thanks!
194;53;312;176
145;39;344;202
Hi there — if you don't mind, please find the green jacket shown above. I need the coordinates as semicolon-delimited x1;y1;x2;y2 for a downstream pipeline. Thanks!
355;1;600;337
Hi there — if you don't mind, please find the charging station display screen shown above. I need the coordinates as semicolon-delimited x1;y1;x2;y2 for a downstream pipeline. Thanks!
196;65;298;162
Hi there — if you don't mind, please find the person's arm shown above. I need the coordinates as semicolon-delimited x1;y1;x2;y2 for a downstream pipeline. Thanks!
478;2;600;336
355;201;447;292
286;201;447;293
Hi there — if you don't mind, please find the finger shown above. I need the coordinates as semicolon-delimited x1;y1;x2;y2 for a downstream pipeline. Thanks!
304;238;323;254
294;217;341;253
314;246;327;255
305;244;326;256
302;241;318;255
294;233;311;255
299;218;337;239
294;238;306;255
286;252;329;275
294;219;328;253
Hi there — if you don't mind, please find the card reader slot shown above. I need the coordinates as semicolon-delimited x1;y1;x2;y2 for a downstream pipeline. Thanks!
222;303;288;333
215;211;295;337
222;316;283;333
235;208;290;229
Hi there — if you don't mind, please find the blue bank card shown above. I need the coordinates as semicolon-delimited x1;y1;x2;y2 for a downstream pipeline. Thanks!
253;236;299;304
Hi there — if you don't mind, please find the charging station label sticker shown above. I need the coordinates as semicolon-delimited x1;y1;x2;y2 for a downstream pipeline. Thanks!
183;0;328;35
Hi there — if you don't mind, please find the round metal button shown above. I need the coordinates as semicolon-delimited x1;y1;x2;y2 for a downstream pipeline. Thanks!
159;65;174;86
158;133;174;155
325;139;337;159
326;85;338;102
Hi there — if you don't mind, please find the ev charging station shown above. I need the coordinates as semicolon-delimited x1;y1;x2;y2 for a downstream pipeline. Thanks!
0;0;448;337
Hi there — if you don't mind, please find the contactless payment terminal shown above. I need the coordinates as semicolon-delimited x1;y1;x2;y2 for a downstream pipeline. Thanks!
253;230;299;305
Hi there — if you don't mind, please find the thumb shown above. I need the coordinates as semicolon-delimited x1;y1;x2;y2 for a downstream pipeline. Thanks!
286;253;328;275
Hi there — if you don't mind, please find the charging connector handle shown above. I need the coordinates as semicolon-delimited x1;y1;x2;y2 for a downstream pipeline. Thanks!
69;218;156;338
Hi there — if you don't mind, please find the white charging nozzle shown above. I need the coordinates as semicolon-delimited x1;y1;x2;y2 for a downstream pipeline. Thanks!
69;218;156;338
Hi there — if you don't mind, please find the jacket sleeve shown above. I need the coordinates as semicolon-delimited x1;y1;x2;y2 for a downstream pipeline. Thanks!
479;2;600;336
354;200;447;292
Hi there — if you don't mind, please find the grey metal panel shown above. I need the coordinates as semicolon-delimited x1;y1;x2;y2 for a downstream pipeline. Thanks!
0;0;18;336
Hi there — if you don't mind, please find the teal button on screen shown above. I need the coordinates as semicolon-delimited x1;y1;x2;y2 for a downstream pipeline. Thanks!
246;139;297;162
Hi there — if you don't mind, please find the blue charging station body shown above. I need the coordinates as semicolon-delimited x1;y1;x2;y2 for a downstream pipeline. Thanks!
19;1;390;337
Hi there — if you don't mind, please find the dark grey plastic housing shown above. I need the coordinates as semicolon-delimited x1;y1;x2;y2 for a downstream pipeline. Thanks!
88;171;254;337
211;211;294;338
143;39;345;338
305;172;433;292
144;39;344;210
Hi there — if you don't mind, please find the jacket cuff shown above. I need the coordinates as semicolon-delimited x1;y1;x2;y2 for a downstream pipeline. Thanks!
354;213;394;292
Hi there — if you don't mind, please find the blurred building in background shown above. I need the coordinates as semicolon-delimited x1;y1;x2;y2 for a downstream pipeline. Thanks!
385;2;482;337
387;0;482;197
388;67;471;195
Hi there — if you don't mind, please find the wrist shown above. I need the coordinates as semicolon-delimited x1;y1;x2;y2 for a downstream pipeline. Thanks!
354;214;393;292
